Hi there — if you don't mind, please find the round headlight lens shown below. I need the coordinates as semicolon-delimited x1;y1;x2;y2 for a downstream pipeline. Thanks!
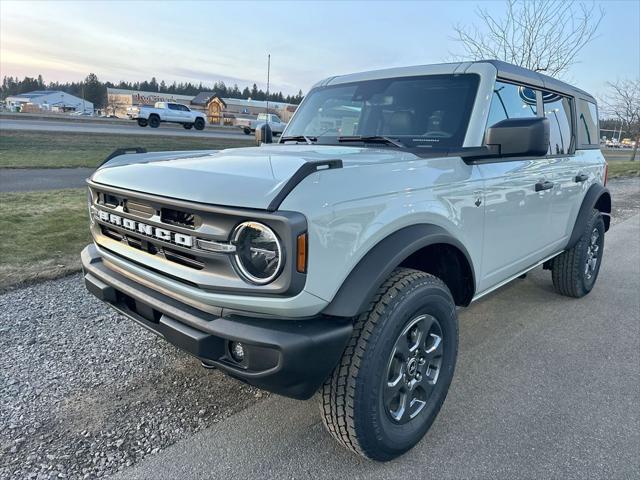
232;222;283;284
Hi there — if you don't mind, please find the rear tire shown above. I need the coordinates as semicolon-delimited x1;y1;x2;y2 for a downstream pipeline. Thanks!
243;127;251;135
137;118;148;127
183;123;193;130
551;209;605;297
320;268;458;461
194;118;205;130
149;115;160;128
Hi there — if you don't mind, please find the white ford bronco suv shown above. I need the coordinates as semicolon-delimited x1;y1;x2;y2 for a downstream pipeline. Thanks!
82;60;610;461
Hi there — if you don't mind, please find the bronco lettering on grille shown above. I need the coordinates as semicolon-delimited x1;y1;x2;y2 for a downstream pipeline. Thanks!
97;210;193;247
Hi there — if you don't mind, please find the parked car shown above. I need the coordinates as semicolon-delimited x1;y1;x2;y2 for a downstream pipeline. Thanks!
236;113;286;135
130;101;206;130
82;60;610;461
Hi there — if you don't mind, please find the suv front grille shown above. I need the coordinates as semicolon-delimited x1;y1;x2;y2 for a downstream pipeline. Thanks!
161;207;196;229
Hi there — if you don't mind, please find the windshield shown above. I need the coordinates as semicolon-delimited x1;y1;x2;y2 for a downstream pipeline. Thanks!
284;74;479;148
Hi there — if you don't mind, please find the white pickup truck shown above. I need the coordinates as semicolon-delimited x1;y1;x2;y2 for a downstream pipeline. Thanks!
131;102;207;130
236;113;286;135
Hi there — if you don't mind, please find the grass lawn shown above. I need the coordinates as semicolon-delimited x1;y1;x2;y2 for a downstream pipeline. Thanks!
607;161;640;178
0;188;89;289
0;130;253;168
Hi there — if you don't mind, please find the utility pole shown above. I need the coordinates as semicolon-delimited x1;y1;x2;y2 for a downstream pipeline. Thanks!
266;54;270;129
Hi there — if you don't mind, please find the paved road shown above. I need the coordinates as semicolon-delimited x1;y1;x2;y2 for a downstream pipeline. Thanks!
0;119;248;140
116;214;640;480
0;167;94;192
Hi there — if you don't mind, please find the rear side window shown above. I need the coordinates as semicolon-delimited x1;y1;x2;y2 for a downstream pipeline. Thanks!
487;81;538;128
168;103;178;110
576;99;599;147
542;92;573;155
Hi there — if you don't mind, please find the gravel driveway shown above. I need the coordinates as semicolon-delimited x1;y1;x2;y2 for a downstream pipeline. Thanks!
0;276;263;479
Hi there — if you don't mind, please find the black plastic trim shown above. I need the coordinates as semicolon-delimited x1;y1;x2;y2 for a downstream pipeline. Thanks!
82;244;352;400
566;183;611;249
98;148;147;168
267;159;343;212
323;224;476;318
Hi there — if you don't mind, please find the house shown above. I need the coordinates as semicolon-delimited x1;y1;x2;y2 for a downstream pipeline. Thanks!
4;90;93;113
206;96;298;125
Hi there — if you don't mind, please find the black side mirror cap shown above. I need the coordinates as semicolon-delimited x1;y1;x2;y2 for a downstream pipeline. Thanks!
485;117;549;157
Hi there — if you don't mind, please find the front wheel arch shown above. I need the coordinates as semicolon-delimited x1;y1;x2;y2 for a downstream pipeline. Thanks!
322;225;476;318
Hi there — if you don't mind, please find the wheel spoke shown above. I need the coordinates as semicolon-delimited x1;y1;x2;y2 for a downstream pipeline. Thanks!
424;333;443;359
385;380;408;422
408;396;427;420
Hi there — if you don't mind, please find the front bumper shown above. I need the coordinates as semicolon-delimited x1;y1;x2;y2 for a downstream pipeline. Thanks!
81;244;352;399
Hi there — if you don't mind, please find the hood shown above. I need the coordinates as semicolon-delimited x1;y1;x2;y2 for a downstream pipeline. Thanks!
90;145;418;210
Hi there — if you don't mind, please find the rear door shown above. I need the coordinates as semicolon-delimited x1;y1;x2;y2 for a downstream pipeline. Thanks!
477;81;556;292
541;91;584;249
166;103;182;122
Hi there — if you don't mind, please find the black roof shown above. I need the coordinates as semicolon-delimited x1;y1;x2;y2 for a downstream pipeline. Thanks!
478;60;595;102
191;91;217;105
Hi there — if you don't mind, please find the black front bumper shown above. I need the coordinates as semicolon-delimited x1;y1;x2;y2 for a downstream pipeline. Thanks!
81;244;352;399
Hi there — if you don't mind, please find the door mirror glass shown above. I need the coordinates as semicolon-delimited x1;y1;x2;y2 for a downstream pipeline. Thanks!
485;117;550;157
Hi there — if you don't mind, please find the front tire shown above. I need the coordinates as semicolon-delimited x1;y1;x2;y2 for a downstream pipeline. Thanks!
137;118;148;127
320;268;458;461
243;127;251;135
194;118;205;130
551;209;605;297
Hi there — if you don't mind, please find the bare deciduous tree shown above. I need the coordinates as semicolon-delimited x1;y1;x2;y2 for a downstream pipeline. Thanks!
453;0;604;77
602;79;640;161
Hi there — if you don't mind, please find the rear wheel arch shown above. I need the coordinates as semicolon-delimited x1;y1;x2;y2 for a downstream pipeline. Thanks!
322;224;476;318
567;184;611;250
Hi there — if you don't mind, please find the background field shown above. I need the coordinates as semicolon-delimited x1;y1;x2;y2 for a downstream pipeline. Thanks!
0;188;88;289
0;130;253;168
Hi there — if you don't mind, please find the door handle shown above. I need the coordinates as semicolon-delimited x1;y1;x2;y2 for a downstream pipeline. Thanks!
535;180;554;192
574;173;589;183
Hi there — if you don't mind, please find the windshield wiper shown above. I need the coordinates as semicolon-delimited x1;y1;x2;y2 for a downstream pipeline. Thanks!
337;135;406;148
280;135;316;145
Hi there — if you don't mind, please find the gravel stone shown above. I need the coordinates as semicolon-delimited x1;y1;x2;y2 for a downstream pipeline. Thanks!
0;275;266;479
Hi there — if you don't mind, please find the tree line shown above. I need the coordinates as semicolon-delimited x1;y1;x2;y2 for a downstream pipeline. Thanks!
1;73;305;108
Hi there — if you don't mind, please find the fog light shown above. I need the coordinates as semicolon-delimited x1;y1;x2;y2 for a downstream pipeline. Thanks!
229;341;245;362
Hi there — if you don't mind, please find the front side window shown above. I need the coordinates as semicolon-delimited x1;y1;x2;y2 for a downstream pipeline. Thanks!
486;81;538;128
284;74;479;148
543;92;573;155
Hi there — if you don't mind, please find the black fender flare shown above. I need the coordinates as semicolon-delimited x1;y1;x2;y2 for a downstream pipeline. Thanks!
566;184;611;250
322;224;476;318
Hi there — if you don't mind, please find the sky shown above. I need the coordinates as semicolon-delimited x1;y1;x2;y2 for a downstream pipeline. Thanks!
1;0;638;99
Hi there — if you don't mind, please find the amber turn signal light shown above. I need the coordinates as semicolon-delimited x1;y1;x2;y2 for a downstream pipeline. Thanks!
296;233;307;273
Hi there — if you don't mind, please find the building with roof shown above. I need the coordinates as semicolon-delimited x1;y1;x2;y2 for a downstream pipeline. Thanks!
106;88;195;117
5;90;94;113
104;87;299;123
206;96;298;125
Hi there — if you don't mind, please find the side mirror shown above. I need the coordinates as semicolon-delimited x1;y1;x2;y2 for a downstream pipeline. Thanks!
255;123;273;145
485;117;549;157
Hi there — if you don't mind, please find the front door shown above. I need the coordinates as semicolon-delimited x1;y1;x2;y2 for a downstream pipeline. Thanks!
476;80;556;292
477;159;556;292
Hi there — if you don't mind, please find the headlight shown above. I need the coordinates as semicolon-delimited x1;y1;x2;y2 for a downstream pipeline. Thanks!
232;221;283;284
